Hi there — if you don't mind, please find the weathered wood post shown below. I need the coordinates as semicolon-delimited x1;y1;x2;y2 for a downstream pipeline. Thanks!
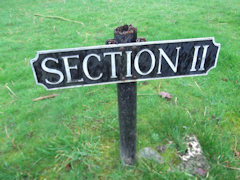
107;25;138;165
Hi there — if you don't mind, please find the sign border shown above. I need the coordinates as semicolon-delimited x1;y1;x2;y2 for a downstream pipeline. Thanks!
30;37;220;90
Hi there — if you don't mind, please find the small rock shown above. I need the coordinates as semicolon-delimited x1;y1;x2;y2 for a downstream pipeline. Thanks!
138;147;163;164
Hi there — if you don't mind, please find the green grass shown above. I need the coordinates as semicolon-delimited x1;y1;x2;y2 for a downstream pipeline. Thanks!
0;0;240;179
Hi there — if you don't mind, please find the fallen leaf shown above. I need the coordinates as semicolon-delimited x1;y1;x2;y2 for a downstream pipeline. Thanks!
234;138;240;158
65;163;72;172
158;91;172;101
221;78;228;82
234;148;240;158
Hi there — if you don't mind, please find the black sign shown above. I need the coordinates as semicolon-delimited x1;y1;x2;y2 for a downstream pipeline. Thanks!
31;37;220;90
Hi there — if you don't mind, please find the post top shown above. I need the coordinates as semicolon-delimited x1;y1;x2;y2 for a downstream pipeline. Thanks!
114;24;137;43
114;24;137;35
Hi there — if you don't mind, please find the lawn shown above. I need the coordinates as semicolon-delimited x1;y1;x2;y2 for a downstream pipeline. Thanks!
0;0;239;179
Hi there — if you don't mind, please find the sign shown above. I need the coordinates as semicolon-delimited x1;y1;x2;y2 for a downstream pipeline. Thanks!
30;37;220;90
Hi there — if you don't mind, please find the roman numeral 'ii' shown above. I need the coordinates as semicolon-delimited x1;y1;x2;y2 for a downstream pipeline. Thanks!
190;45;209;72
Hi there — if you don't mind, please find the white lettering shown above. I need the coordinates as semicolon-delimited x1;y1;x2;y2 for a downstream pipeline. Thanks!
104;52;122;78
190;46;200;72
62;55;83;83
134;49;156;75
158;47;181;74
199;45;209;71
41;57;64;85
190;45;209;72
126;51;132;77
83;54;103;80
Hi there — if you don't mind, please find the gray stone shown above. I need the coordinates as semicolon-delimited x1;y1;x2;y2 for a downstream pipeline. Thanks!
138;147;163;164
178;135;210;177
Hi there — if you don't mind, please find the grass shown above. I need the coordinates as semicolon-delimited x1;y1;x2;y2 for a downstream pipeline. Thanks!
0;0;240;179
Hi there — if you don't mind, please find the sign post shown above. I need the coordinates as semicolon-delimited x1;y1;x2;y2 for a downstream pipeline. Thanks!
109;25;139;165
30;25;220;166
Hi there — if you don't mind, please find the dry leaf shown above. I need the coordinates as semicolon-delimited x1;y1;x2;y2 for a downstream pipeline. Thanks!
234;138;240;158
221;78;228;82
158;91;172;101
234;148;239;158
65;163;72;172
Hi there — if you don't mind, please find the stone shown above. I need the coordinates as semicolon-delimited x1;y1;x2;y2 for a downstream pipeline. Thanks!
138;147;163;164
178;135;210;177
